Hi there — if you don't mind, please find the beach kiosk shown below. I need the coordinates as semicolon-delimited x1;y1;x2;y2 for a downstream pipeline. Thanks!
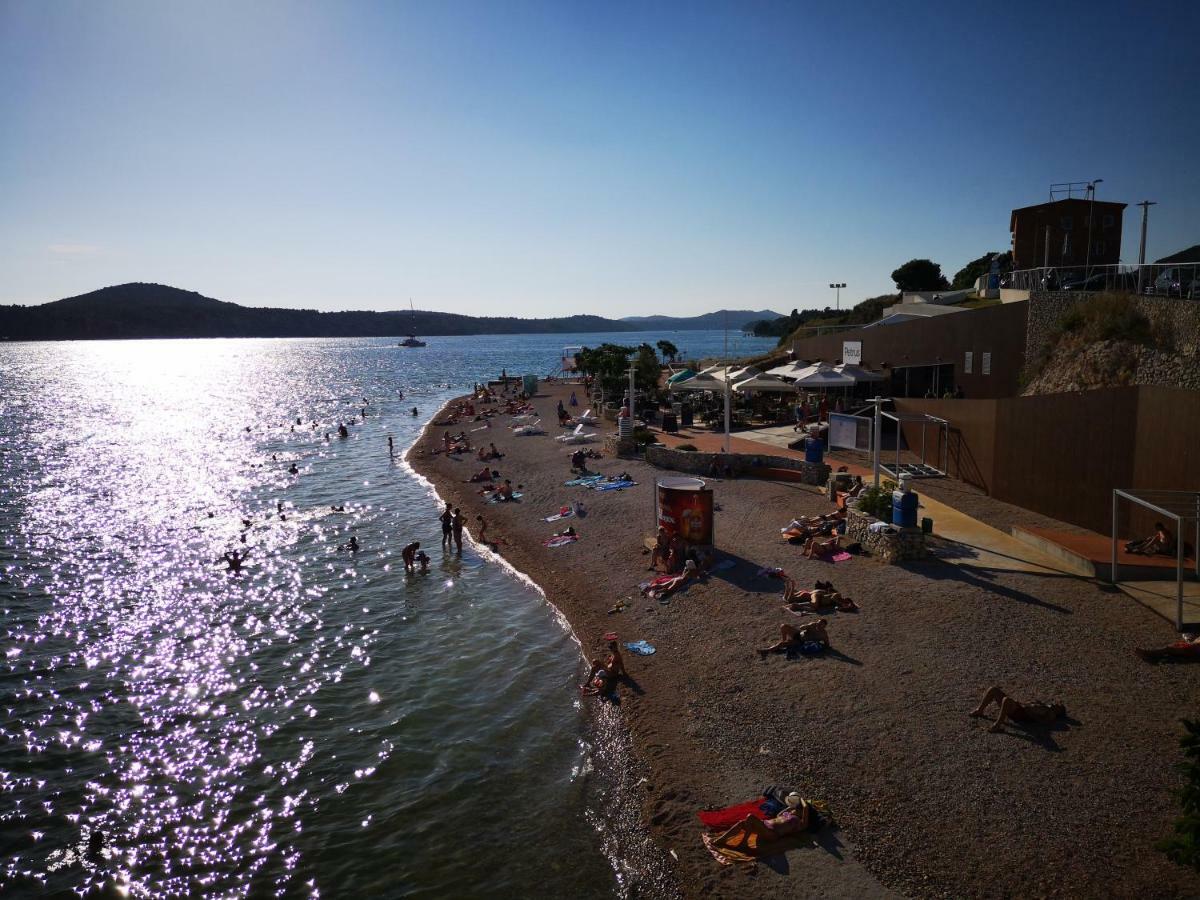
655;477;714;546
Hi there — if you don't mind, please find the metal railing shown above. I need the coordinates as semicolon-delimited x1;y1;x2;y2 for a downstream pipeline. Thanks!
1006;263;1200;298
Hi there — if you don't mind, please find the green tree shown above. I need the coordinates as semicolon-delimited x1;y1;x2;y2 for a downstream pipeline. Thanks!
1158;718;1200;870
575;343;637;400
952;251;1012;290
635;343;661;391
891;259;951;292
656;339;679;362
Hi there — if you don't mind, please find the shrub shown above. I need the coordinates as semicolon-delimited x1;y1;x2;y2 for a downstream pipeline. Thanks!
631;427;658;448
1056;293;1152;345
854;480;897;521
675;443;698;452
1158;719;1200;871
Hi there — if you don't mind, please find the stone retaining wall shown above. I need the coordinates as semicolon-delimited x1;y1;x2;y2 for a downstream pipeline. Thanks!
644;445;830;485
845;507;926;564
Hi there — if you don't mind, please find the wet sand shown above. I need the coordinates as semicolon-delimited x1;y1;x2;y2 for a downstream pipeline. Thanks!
410;381;1200;899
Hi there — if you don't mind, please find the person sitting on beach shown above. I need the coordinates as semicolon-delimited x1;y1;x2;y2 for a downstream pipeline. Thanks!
468;466;497;483
402;541;420;574
666;533;687;573
649;526;671;571
705;793;811;855
486;442;502;459
570;448;588;472
1125;522;1176;557
969;686;1066;733
642;559;698;600
759;619;830;658
581;640;626;696
496;479;514;501
1136;634;1200;663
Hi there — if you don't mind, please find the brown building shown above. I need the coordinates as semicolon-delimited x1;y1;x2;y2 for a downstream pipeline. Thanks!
1010;198;1127;270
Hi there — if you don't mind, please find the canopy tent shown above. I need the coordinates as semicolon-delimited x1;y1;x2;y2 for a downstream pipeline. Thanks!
791;364;856;388
727;365;762;383
733;374;797;393
765;360;811;378
705;364;760;383
665;368;696;385
834;363;887;382
669;372;727;391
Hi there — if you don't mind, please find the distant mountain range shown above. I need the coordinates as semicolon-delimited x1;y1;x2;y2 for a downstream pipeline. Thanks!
0;283;787;342
619;310;784;330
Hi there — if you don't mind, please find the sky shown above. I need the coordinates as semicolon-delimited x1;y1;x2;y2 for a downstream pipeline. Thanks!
2;0;1197;317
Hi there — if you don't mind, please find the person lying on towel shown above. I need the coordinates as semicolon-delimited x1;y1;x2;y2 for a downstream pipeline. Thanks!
1136;634;1200;663
705;792;811;856
803;534;840;559
642;559;698;600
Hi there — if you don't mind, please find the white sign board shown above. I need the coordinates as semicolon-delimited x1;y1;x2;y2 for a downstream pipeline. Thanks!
964;351;973;374
982;352;992;376
842;340;862;365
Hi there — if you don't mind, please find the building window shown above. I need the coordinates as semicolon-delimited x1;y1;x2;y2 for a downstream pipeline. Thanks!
1061;217;1073;231
1095;241;1106;255
1102;214;1115;228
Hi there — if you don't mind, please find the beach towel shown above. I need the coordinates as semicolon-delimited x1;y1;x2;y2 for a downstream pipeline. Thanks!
542;534;578;548
696;799;769;831
564;475;604;487
830;551;852;563
488;492;523;503
756;566;787;579
543;507;574;522
593;480;636;492
624;640;655;655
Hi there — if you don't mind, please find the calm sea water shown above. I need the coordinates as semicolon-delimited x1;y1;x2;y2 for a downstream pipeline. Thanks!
0;330;774;898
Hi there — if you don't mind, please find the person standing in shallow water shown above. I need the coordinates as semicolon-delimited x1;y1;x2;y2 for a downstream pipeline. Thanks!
451;507;465;552
439;505;453;548
388;435;394;457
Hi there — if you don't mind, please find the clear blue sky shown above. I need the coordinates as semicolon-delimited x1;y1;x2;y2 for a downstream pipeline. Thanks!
2;0;1197;316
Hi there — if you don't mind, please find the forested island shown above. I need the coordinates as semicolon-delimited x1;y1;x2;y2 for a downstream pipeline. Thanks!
0;283;783;341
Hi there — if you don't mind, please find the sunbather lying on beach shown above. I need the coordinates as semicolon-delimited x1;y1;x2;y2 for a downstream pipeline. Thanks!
759;620;829;658
704;793;811;857
803;535;841;559
642;559;698;600
1136;635;1200;662
784;584;858;612
468;467;498;483
581;640;626;696
1125;522;1176;557
970;686;1066;733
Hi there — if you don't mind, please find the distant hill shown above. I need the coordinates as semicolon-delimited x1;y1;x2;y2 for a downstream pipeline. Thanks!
619;309;784;330
0;283;653;341
0;285;792;342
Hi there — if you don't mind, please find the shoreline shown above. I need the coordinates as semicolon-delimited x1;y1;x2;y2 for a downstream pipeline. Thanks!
410;381;1200;899
401;429;682;898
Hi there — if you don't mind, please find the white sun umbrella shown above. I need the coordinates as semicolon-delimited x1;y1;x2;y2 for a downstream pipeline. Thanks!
727;364;761;383
791;365;856;388
668;371;726;391
834;363;886;382
766;360;811;378
732;373;797;393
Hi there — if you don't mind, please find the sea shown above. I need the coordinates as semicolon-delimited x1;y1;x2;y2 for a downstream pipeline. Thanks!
0;330;776;899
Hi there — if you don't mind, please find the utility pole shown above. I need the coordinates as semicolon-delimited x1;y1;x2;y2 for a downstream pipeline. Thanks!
829;282;846;311
1136;200;1157;294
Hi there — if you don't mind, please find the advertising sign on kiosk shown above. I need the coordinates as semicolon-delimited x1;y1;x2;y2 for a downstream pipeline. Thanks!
655;477;714;546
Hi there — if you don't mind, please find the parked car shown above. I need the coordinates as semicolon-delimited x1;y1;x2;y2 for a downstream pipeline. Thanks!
1146;266;1200;297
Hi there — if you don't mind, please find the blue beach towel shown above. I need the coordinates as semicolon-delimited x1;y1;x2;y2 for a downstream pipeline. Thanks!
624;640;655;656
594;480;637;492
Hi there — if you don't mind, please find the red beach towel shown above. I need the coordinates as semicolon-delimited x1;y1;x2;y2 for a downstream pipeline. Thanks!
697;798;769;830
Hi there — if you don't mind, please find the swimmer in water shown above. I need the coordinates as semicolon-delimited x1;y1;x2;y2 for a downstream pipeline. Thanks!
288;463;299;475
411;407;418;416
348;536;359;553
223;549;245;574
402;541;420;574
338;423;349;438
388;435;394;457
415;550;430;573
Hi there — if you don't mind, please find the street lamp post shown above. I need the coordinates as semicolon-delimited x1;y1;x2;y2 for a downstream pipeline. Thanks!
1083;178;1103;281
829;282;846;311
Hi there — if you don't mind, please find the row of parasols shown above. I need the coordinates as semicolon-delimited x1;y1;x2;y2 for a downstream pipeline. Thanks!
665;360;886;393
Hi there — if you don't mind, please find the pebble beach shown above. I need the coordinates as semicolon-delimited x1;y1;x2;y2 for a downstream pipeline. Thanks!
410;379;1200;899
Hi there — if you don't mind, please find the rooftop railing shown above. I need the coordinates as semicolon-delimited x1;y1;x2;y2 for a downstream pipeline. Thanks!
1006;263;1200;298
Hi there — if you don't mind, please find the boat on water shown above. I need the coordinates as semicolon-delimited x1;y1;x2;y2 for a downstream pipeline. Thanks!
398;299;427;347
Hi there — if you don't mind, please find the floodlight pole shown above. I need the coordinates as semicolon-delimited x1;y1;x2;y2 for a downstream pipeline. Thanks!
1136;200;1157;293
723;312;731;453
829;282;846;311
1084;178;1103;280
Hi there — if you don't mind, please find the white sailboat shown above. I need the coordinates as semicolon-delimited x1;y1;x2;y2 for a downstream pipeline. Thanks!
399;299;426;347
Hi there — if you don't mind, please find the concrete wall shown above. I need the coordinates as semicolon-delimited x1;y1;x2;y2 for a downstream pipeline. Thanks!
895;386;1200;535
790;301;1028;399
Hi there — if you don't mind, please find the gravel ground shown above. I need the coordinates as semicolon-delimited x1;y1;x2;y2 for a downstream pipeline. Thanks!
410;382;1200;899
